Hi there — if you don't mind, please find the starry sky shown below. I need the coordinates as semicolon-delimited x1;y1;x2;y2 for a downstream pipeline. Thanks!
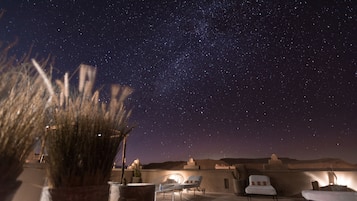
1;0;356;164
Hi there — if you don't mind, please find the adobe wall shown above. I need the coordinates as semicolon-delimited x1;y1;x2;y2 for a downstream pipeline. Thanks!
12;165;357;201
111;168;237;194
111;168;357;196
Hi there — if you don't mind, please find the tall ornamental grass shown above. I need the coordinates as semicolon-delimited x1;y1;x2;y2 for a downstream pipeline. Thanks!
0;53;49;183
32;60;133;188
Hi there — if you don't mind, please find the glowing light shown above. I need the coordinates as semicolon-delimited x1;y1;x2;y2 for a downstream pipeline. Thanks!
335;173;353;187
168;174;184;183
304;172;329;187
305;171;357;191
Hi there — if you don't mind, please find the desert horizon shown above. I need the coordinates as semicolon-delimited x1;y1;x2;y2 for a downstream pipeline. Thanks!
133;155;357;170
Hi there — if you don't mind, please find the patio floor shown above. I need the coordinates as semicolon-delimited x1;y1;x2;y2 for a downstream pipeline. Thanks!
155;191;306;201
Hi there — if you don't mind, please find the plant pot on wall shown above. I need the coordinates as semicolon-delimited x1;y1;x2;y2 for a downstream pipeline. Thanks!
128;159;142;183
132;177;142;183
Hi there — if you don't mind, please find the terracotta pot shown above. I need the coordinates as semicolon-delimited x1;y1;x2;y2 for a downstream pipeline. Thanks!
43;185;109;201
0;180;22;201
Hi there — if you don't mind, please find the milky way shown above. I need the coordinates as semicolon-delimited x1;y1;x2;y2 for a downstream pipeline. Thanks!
1;0;356;163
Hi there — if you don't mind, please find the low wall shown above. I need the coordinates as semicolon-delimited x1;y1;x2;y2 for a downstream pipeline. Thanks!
111;168;236;193
111;168;357;196
12;165;357;201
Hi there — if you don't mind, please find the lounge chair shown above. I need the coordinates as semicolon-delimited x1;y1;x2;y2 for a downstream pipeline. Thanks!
155;175;203;201
302;190;357;201
245;175;278;200
181;175;204;194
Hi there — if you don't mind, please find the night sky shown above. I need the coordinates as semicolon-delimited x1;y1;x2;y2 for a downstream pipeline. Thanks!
1;0;356;164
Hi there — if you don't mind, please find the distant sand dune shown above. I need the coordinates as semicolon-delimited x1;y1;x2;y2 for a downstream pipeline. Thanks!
144;158;357;170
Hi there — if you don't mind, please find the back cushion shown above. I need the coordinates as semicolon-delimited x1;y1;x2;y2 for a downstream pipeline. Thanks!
250;175;270;186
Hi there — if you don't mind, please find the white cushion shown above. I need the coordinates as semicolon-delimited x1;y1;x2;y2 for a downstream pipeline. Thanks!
245;175;277;195
245;185;277;195
302;190;357;201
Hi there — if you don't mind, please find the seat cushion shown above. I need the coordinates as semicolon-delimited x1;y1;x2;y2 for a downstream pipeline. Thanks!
245;185;277;195
245;175;277;195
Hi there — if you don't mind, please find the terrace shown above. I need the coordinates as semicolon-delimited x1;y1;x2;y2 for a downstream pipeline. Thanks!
11;157;357;201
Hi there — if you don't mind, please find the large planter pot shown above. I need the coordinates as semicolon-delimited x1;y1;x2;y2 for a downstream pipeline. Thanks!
109;182;155;201
41;185;109;201
0;180;22;201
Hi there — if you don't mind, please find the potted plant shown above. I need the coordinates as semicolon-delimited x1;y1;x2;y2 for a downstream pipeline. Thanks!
33;60;133;201
128;159;142;183
110;158;156;201
0;56;49;200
